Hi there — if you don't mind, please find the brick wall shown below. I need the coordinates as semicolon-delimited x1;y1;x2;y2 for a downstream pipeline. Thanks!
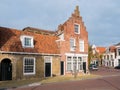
57;6;88;75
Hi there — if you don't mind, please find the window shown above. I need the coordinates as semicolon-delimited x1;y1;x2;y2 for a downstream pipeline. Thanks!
23;57;35;75
74;24;80;34
66;56;83;72
20;35;34;48
73;57;77;72
24;37;32;47
79;40;84;52
58;33;64;40
67;57;72;71
111;55;113;59
70;38;75;51
78;57;83;70
44;56;52;63
118;49;120;56
118;59;120;65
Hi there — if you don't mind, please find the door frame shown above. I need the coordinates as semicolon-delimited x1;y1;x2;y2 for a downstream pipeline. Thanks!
44;56;52;77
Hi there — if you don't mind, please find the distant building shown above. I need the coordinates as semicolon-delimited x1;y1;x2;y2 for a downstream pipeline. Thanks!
102;43;120;67
0;6;88;81
91;45;106;66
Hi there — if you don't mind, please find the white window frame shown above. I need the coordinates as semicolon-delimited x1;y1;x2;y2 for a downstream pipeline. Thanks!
66;56;83;72
67;57;72;71
58;33;64;41
20;35;34;48
74;23;80;34
23;57;35;75
78;57;83;71
79;40;84;52
70;38;76;51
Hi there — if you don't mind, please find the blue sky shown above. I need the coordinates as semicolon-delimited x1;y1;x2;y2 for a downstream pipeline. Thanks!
0;0;120;46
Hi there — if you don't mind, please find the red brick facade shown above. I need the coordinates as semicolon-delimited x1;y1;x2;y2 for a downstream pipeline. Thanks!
56;6;88;75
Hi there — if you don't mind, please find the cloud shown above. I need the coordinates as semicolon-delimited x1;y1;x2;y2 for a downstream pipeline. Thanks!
0;0;120;46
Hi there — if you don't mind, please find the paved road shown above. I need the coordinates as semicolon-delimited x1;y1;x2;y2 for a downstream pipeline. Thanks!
10;67;120;90
90;67;120;76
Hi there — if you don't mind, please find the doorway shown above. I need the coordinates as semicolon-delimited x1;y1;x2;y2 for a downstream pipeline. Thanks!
0;59;12;81
83;62;86;73
45;63;51;77
60;61;64;75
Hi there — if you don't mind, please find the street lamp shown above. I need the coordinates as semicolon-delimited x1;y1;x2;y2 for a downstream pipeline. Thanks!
73;46;77;78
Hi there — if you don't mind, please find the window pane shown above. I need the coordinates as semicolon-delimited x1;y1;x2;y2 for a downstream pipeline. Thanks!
74;24;79;34
78;57;83;70
67;57;72;71
24;58;35;74
70;38;75;51
24;37;31;47
80;40;84;52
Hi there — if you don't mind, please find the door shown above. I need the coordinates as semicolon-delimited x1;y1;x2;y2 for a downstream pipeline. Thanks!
83;62;86;73
60;61;64;75
0;59;12;81
45;63;51;77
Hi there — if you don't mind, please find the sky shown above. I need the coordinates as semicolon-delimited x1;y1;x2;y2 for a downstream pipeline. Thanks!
0;0;120;47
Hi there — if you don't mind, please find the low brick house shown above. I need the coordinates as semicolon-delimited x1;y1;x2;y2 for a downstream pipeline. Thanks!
0;6;88;81
0;27;60;81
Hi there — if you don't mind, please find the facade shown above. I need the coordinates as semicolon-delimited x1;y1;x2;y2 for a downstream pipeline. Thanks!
56;6;88;75
0;27;60;81
102;43;120;67
91;45;106;66
0;6;88;81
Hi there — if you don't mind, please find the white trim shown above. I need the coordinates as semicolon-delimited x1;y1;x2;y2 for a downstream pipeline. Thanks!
66;55;85;73
0;51;60;56
65;53;88;57
23;57;36;75
20;35;34;48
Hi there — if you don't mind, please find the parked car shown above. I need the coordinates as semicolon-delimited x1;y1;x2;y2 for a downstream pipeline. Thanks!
89;64;98;71
114;65;120;69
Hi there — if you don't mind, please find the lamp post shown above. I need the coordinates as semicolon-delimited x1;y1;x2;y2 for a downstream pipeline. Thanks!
73;46;77;78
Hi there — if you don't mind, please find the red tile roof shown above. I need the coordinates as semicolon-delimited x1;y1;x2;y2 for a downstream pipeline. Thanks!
109;46;116;52
96;47;106;54
23;27;55;36
0;27;60;54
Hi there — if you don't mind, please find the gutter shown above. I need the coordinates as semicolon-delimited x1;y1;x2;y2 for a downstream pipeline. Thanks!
0;51;61;56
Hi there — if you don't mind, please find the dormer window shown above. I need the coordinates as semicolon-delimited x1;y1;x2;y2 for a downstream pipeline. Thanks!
74;24;80;34
20;35;34;48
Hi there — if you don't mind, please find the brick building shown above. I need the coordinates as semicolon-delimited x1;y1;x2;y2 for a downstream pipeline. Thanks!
0;6;88;81
56;6;88;76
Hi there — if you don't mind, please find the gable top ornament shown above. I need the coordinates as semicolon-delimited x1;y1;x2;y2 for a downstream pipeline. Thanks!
72;6;80;17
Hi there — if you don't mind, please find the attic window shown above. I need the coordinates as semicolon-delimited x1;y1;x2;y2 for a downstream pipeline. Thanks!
74;24;80;34
20;35;34;48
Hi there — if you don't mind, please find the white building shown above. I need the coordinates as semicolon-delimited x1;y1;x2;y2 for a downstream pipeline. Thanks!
102;43;120;67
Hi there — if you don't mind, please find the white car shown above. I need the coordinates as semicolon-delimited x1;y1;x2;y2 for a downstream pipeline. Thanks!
89;65;98;71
